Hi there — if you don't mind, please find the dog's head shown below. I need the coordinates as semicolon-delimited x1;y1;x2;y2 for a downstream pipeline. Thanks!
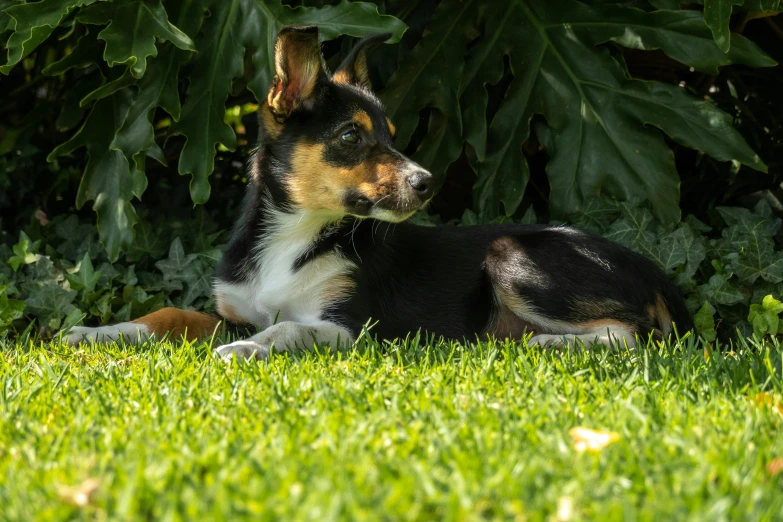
259;25;433;223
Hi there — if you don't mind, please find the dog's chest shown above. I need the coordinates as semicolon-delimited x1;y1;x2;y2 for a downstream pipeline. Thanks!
214;213;354;328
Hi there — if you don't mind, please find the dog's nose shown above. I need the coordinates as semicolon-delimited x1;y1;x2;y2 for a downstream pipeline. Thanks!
407;170;434;200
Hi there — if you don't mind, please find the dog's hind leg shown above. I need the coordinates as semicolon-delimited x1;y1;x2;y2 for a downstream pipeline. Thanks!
60;307;221;346
528;323;637;350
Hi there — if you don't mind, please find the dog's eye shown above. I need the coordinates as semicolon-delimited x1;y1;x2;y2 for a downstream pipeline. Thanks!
341;130;361;144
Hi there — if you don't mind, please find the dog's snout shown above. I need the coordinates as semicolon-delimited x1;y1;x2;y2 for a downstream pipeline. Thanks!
407;170;434;200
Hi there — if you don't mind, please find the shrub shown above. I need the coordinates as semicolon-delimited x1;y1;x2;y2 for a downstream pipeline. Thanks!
1;0;781;339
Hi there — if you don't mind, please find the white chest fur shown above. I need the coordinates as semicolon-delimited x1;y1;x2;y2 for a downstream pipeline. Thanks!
213;210;355;329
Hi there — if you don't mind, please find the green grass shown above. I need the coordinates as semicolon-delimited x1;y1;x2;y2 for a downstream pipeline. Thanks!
1;333;782;521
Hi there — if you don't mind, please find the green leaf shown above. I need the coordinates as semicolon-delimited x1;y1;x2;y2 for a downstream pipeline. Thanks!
698;273;745;306
568;197;621;234
76;0;195;78
704;0;744;52
173;0;406;205
66;253;101;293
694;301;717;342
109;0;204;196
0;0;100;74
604;203;662;263
0;285;25;329
747;295;783;338
726;235;783;285
42;27;102;76
391;0;770;221
24;282;77;331
154;238;197;282
8;231;39;271
662;223;707;285
54;215;101;262
48;92;140;262
380;0;475;185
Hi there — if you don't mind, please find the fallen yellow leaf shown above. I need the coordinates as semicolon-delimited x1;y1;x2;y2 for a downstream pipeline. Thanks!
569;427;620;453
766;458;783;477
57;478;100;507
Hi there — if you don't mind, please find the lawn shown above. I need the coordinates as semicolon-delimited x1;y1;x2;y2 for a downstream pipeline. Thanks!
1;333;782;521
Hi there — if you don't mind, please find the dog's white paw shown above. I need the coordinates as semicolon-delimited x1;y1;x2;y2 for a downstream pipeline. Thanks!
58;324;149;346
214;341;271;362
529;334;571;348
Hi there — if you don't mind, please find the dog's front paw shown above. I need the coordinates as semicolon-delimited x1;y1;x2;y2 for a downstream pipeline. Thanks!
59;326;99;346
58;323;149;346
214;341;271;362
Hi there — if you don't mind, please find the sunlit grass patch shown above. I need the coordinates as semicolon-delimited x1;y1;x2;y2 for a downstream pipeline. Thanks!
0;335;781;521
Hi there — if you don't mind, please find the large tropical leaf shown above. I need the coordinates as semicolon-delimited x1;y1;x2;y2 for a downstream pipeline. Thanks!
381;0;774;222
0;0;100;74
75;0;194;77
47;92;140;262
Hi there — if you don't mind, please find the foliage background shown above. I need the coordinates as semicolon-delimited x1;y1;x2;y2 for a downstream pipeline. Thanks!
1;0;782;341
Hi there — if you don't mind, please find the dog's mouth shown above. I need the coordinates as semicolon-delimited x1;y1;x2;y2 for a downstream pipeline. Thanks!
343;190;428;222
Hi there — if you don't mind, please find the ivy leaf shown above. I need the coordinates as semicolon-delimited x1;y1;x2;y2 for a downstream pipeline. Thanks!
694;301;717;342
0;0;100;74
0;285;25;329
172;0;406;205
568;198;621;234
747;295;783;338
717;206;781;238
66;253;101;293
54;215;101;262
154;238;197;282
604;204;661;263
48;92;140;262
726;235;783;285
24;282;77;331
179;258;213;308
698;273;745;306
8;231;39;271
661;223;707;284
76;0;195;78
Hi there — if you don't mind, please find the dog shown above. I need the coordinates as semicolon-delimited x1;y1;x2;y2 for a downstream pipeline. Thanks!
61;25;693;359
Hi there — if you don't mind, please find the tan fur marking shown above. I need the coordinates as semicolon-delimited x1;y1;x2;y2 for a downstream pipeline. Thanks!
654;293;672;335
131;307;220;341
386;117;396;137
353;111;373;132
287;141;404;212
577;319;635;333
260;105;283;140
321;273;356;303
332;69;351;85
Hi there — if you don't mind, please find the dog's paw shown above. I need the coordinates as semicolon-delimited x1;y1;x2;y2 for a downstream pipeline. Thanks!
58;323;149;346
214;341;271;362
528;334;572;348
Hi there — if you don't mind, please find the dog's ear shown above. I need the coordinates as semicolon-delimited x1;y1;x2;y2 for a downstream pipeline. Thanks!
332;33;391;90
267;26;323;118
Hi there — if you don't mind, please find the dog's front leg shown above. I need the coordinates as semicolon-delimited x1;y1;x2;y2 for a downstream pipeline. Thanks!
214;321;353;362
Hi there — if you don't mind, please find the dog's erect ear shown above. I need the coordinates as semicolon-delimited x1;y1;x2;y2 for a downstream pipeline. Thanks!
332;33;391;90
267;26;323;118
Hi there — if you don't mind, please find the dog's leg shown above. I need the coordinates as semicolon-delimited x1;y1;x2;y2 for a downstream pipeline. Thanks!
60;308;221;346
529;324;636;350
214;320;353;362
